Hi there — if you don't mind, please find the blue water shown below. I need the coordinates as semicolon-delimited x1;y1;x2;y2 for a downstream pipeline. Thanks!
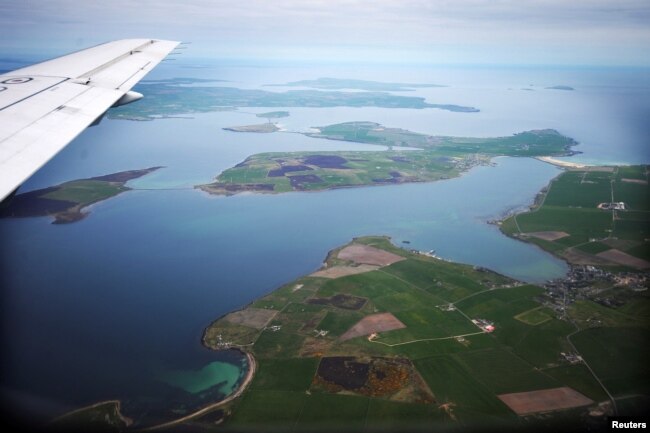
1;157;565;422
0;61;647;424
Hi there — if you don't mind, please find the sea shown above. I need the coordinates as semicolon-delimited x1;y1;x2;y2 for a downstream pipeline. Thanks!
1;58;648;426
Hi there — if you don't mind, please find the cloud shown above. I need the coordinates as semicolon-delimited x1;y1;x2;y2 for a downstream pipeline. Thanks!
1;0;649;65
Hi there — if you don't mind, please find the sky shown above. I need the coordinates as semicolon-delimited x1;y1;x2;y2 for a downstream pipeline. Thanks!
1;0;649;66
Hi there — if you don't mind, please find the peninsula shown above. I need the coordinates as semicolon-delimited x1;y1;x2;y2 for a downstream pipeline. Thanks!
0;167;161;224
198;235;647;430
197;122;577;196
501;165;650;271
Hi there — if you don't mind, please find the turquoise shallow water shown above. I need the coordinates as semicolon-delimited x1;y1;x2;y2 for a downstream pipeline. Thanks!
0;62;647;425
160;360;243;395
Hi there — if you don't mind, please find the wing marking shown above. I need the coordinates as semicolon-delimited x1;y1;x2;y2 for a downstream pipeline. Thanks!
0;39;179;201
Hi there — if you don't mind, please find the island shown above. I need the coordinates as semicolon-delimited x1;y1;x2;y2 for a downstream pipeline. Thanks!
256;111;290;119
546;85;575;91
223;123;280;133
196;122;577;196
196;235;647;430
107;78;478;121
0;167;161;224
266;77;446;91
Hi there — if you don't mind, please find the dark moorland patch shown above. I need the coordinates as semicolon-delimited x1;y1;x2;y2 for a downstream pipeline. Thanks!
307;294;367;310
289;175;324;189
302;155;349;169
0;188;74;217
315;356;416;399
268;165;312;177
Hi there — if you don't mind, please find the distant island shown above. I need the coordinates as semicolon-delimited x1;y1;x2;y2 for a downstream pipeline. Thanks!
108;78;478;121
256;111;289;119
142;77;229;85
546;85;575;91
197;122;577;196
224;123;280;133
0;167;161;224
267;77;446;91
225;110;289;132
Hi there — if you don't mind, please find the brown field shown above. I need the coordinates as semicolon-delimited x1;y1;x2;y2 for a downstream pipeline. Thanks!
340;312;406;341
223;308;278;329
561;248;613;266
597;249;650;270
602;238;639;250
526;231;570;241
311;264;379;278
498;387;593;416
337;244;405;266
299;336;333;358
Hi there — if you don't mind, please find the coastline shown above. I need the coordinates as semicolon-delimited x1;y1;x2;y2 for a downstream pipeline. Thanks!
498;163;650;271
1;167;163;224
51;342;257;432
50;399;133;428
535;156;585;168
139;350;256;432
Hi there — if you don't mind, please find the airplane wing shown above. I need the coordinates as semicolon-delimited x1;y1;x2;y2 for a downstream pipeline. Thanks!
0;38;179;201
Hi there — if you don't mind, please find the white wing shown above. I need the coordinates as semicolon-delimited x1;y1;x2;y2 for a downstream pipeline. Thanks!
0;38;179;201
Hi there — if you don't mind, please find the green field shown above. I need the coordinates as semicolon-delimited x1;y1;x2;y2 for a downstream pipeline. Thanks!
198;124;577;196
501;165;650;270
43;180;127;204
414;355;513;419
514;307;554;325
571;327;650;397
200;236;629;429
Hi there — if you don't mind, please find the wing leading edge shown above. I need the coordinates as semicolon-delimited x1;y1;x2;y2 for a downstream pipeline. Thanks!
0;39;179;202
